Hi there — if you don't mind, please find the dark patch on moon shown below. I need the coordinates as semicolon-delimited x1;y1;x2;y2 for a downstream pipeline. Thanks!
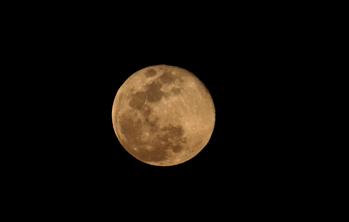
159;72;177;84
144;68;157;77
145;81;163;102
119;113;168;162
162;125;184;138
139;124;186;162
172;145;183;153
118;111;188;163
171;87;181;95
128;91;146;109
158;124;187;154
119;113;143;146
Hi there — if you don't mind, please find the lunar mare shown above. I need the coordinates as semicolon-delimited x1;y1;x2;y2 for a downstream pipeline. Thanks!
112;65;215;166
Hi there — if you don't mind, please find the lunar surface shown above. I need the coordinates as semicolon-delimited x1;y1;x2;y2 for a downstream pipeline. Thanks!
112;65;215;166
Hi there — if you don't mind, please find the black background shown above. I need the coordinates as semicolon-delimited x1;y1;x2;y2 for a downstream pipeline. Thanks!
7;3;323;214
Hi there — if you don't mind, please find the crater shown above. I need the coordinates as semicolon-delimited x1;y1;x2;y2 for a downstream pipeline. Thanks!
145;81;163;102
129;91;146;109
144;68;157;77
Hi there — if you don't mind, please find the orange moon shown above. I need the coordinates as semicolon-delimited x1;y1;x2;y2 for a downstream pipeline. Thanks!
112;65;215;166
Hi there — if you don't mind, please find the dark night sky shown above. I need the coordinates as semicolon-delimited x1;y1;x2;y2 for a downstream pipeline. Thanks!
37;27;301;190
10;5;318;211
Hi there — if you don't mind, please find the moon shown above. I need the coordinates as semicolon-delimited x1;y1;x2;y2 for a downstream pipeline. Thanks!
112;65;215;166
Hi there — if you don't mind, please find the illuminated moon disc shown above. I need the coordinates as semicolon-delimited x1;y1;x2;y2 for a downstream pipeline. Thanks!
112;65;215;166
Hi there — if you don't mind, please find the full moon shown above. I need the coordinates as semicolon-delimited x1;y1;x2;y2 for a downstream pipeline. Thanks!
112;65;215;166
